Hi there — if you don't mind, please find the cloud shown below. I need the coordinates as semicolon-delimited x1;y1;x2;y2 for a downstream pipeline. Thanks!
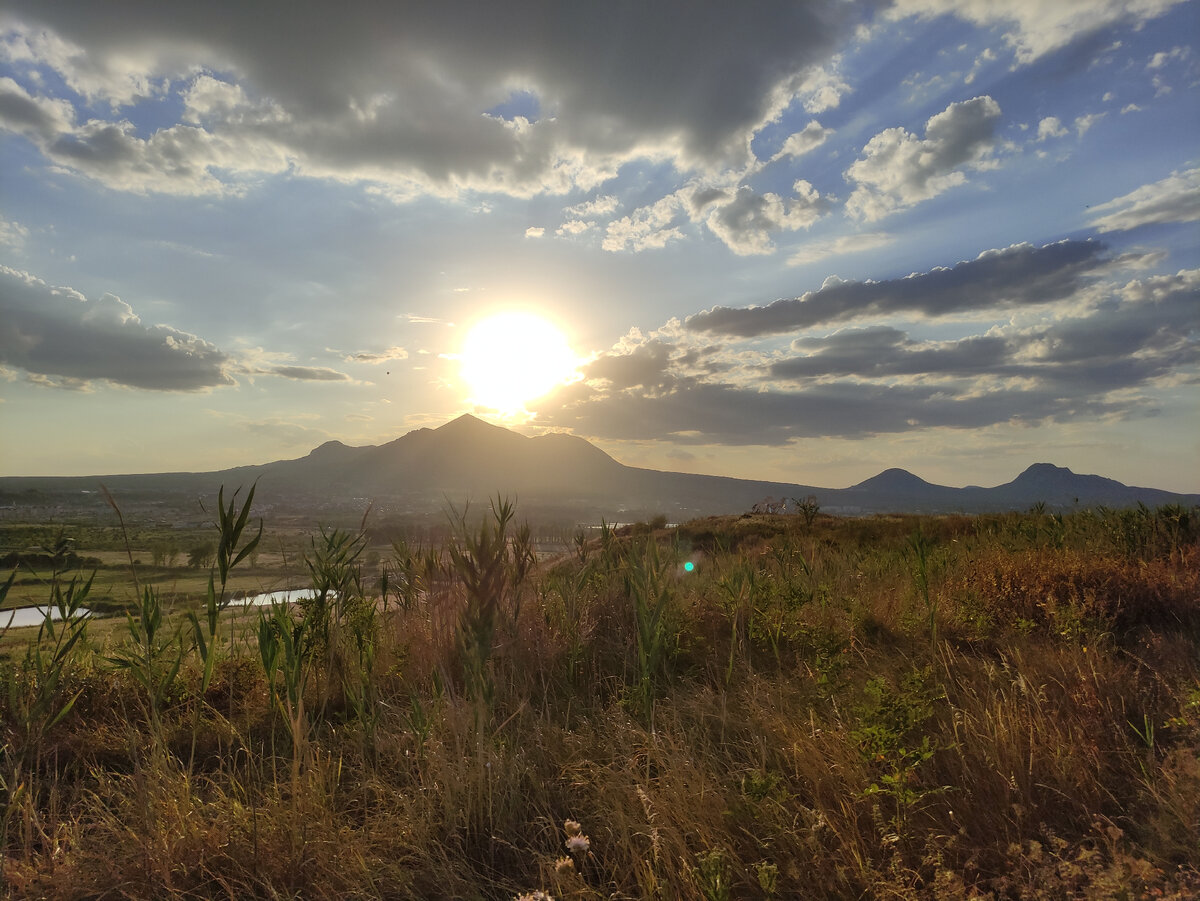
1147;46;1189;69
890;0;1189;65
0;214;28;247
688;239;1108;337
531;267;1198;445
0;72;290;196
1074;112;1106;136
269;365;352;381
1087;166;1200;232
603;193;686;252
0;265;234;390
0;19;169;107
556;219;594;237
1036;116;1068;140
964;47;997;84
794;60;851;113
0;75;74;139
524;226;545;238
583;338;676;391
787;231;893;266
534;373;1130;445
555;198;617;236
845;95;1002;221
0;1;866;199
563;194;619;218
701;182;830;255
772;120;833;160
343;346;408;363
771;273;1200;388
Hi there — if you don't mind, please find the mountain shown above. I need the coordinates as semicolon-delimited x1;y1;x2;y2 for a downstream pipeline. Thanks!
1;415;1196;519
984;463;1193;509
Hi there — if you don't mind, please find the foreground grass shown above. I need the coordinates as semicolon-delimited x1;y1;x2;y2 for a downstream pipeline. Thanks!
1;500;1198;899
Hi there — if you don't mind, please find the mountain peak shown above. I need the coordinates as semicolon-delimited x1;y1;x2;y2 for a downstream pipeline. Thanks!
1008;463;1104;489
436;413;514;436
1017;463;1074;479
307;439;352;458
853;468;934;491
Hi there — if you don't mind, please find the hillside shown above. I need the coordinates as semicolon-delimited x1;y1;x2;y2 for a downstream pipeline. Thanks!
1;415;1196;518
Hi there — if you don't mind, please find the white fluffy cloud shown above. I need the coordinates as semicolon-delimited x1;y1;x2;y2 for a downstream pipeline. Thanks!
603;193;686;252
1036;117;1069;140
563;195;619;218
773;121;833;160
557;219;595;237
845;95;1002;221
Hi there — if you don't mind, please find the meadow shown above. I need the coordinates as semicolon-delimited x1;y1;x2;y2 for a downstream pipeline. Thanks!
1;490;1197;899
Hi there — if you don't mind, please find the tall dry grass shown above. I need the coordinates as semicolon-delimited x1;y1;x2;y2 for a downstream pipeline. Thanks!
1;500;1197;898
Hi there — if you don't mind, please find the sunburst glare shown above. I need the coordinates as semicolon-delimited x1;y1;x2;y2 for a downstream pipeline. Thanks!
459;311;579;415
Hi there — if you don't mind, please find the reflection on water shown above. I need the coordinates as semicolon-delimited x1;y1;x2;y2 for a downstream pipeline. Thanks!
226;590;323;607
1;605;93;630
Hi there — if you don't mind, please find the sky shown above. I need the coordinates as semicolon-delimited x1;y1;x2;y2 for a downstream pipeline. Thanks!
1;0;1198;493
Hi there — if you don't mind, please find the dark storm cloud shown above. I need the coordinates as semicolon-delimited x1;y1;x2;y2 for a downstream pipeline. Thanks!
0;266;234;390
686;240;1110;337
0;1;874;195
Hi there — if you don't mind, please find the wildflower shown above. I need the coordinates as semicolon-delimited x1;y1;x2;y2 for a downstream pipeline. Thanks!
515;892;555;901
564;819;582;837
555;856;575;875
565;832;590;854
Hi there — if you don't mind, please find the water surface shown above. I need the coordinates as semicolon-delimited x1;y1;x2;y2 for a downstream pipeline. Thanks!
1;605;93;630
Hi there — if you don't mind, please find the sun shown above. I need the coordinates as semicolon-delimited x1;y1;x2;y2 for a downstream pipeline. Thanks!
459;311;579;414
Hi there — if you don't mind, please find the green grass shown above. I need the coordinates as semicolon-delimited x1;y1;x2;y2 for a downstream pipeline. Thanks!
1;500;1198;899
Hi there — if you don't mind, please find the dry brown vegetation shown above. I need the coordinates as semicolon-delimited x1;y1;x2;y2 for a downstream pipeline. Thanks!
1;497;1198;899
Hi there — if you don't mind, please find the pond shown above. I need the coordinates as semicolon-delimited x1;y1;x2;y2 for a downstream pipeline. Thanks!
225;589;325;607
1;605;93;630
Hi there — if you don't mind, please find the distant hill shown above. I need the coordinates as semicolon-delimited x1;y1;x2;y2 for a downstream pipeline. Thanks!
1;415;1196;519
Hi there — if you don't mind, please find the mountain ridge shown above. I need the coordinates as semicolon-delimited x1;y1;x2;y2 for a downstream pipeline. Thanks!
1;415;1196;518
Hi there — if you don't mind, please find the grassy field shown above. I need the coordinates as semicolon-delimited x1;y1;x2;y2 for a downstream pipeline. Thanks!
1;497;1198;899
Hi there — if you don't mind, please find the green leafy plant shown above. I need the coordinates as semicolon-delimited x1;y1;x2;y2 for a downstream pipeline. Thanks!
716;559;757;683
905;527;938;644
445;496;523;716
107;585;185;740
625;538;674;724
695;846;731;901
2;568;89;847
853;669;944;835
186;484;261;764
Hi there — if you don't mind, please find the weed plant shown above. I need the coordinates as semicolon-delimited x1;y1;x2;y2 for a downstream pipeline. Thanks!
0;497;1197;898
